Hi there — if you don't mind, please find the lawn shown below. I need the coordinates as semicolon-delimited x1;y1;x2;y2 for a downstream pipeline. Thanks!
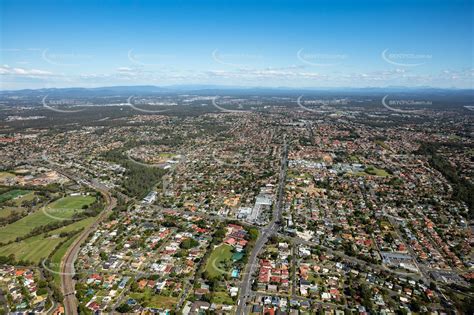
0;207;22;218
356;166;390;177
0;234;66;263
211;291;234;305
0;189;30;203
50;233;82;286
158;153;176;158
130;289;178;309
0;172;15;179
50;195;96;210
0;195;95;242
149;295;178;309
0;216;96;265
49;216;96;235
205;244;233;279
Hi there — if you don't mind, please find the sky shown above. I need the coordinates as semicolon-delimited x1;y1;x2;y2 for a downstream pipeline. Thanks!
0;0;473;90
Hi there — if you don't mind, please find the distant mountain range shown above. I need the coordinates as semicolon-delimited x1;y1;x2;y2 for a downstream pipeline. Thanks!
1;85;473;98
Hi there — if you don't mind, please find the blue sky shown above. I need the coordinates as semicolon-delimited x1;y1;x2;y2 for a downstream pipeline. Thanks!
1;0;472;89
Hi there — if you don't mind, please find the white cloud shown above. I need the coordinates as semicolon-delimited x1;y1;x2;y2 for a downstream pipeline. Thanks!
1;64;472;89
0;64;53;76
117;67;134;72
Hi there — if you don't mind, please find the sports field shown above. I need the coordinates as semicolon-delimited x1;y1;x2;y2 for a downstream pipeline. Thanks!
0;195;95;242
0;233;65;263
0;216;96;264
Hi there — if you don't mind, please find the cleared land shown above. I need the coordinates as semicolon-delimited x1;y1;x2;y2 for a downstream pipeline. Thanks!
0;195;95;242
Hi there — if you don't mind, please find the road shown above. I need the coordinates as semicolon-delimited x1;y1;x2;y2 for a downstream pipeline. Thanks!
176;277;193;310
148;206;260;230
60;184;116;315
282;234;424;280
38;162;118;315
236;138;288;315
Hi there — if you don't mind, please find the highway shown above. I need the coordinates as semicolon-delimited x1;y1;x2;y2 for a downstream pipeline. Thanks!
236;138;288;315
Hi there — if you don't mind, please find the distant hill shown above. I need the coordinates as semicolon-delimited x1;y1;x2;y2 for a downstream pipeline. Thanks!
1;85;473;98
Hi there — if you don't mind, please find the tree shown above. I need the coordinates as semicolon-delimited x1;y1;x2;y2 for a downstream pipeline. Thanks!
180;238;199;249
248;228;259;241
116;303;132;313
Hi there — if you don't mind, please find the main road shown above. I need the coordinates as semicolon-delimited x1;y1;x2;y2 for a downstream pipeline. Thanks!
236;138;288;315
38;160;118;315
61;186;116;315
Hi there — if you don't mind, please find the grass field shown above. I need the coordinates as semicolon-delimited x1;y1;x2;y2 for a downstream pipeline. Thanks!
158;153;176;158
11;191;36;205
130;289;178;309
50;236;76;285
49;216;96;235
375;140;390;150
50;233;81;285
0;191;35;218
0;195;95;242
48;217;96;285
0;189;30;203
205;244;233;279
211;291;234;305
0;234;66;263
356;166;390;177
0;207;21;218
0;172;15;179
0;216;96;264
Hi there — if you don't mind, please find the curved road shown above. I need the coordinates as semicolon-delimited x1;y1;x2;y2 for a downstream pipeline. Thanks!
61;188;116;315
36;157;125;314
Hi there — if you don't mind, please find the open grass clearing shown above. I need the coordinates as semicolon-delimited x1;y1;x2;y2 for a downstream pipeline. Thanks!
0;195;95;242
130;289;178;309
0;189;30;203
204;244;233;279
0;216;96;266
0;234;66;263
